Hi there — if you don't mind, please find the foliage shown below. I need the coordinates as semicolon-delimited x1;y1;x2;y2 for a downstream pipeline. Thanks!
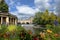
7;25;17;32
33;10;59;25
0;24;59;40
0;0;8;12
39;25;60;40
33;12;43;25
0;25;33;40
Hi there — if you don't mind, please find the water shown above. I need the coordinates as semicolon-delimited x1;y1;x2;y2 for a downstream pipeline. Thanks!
21;24;46;34
21;24;35;33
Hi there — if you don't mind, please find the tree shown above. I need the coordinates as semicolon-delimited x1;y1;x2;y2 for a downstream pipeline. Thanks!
33;12;43;25
0;0;8;12
33;10;58;25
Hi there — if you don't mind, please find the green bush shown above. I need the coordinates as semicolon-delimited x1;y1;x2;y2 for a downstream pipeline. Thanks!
0;25;33;40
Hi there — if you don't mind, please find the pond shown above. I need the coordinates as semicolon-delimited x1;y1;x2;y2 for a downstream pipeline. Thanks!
21;24;35;34
21;24;46;34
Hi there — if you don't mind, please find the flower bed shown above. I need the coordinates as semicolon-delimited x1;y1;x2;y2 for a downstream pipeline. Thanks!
0;24;60;40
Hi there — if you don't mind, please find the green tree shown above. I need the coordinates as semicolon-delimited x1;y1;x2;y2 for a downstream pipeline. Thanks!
33;12;43;25
33;10;58;25
0;0;8;12
33;10;50;25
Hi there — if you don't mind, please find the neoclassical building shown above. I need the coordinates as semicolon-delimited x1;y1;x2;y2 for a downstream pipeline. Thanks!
0;0;18;25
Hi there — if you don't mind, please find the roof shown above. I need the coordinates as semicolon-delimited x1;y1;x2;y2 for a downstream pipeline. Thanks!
0;12;17;19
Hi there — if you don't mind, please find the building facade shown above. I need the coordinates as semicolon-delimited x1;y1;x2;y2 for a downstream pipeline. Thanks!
18;16;33;24
0;12;17;25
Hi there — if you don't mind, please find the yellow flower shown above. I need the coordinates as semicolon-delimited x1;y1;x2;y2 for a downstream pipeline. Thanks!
7;25;17;32
47;29;52;33
40;32;45;38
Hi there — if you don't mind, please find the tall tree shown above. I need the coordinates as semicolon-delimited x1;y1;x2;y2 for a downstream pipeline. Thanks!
0;0;8;12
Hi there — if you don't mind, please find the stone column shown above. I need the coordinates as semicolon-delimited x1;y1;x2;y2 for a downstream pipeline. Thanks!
15;19;17;25
6;17;9;25
1;17;3;24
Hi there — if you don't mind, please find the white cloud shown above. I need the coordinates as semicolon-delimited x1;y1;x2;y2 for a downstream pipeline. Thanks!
34;0;49;8
10;5;40;19
34;0;54;11
9;11;20;19
10;11;34;20
16;5;39;14
10;11;18;15
55;0;60;16
6;0;60;19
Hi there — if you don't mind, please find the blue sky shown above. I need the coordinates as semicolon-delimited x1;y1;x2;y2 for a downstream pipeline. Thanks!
5;0;60;20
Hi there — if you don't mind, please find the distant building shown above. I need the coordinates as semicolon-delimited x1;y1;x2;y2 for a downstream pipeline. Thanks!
0;0;18;25
18;16;34;24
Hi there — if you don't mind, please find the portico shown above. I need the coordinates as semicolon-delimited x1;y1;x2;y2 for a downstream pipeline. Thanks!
0;12;17;25
0;16;17;25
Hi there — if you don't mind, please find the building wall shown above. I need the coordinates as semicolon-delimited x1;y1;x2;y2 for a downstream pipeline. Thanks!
0;16;17;25
18;17;33;24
